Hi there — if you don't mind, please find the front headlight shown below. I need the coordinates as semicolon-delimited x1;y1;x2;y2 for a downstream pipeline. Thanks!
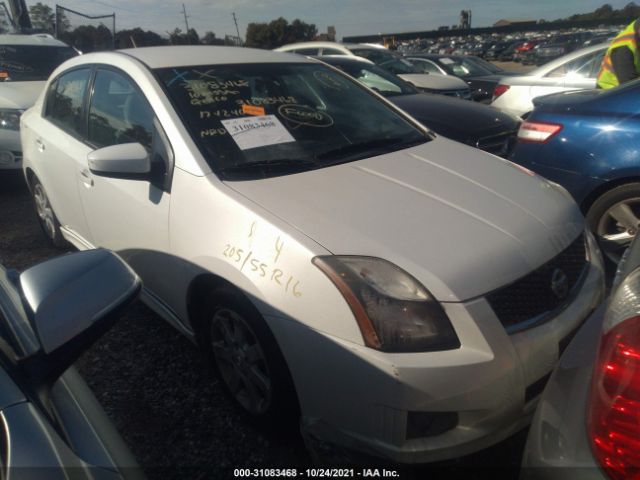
0;109;23;130
313;256;460;353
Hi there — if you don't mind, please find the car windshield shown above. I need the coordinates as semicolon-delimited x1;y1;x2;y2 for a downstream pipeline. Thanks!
0;45;78;82
434;57;492;77
156;62;429;180
466;56;503;74
348;48;421;74
325;61;418;97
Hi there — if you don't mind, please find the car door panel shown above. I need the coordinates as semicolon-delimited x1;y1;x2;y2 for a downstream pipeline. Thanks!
78;68;171;299
529;78;568;104
29;68;93;245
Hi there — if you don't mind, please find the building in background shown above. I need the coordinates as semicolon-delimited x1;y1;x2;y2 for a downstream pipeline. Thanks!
316;25;336;41
459;10;472;29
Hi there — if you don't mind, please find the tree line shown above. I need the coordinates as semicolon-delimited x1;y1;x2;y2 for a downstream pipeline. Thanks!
559;2;640;22
26;3;317;52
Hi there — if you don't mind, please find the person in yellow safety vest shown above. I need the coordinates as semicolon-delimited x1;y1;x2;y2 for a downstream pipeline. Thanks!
597;19;640;89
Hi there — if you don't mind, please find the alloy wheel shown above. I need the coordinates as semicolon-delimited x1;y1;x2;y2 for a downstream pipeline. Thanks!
210;307;272;415
596;197;640;264
33;183;57;241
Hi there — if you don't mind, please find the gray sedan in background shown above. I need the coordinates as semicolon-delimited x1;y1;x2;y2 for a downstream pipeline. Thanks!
522;237;640;479
490;43;607;118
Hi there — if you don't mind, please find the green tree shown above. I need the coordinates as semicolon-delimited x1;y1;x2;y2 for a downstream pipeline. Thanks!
245;17;317;49
59;24;113;52
287;19;317;44
56;10;71;34
168;27;200;45
29;2;55;33
201;31;224;45
116;28;166;48
594;4;614;18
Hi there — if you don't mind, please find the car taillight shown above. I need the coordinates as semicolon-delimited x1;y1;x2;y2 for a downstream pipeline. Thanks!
517;121;563;143
492;84;510;100
588;270;640;480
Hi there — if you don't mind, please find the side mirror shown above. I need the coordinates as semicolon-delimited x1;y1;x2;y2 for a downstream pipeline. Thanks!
17;249;140;386
88;143;150;177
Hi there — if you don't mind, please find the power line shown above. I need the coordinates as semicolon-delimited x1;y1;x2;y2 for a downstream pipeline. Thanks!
74;0;140;14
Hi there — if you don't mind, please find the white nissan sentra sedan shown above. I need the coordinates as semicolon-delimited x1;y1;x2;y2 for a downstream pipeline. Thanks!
21;46;605;464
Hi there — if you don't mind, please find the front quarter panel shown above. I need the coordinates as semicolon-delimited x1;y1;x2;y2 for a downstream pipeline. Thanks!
168;168;366;345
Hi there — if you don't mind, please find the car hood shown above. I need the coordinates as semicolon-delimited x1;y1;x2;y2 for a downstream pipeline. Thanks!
389;93;520;142
226;137;583;302
398;73;469;90
0;82;45;109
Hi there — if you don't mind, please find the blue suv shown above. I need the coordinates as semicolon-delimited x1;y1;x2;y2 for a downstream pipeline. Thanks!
510;81;640;265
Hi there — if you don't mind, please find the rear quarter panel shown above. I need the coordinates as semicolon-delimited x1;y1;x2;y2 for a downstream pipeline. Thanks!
513;109;640;185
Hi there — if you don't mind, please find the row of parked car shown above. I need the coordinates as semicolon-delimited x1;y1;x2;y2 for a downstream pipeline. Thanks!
401;27;616;65
0;30;638;479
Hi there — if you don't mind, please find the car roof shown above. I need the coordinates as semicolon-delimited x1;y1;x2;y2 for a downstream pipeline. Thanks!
317;55;372;65
113;46;316;68
276;41;375;51
0;33;69;47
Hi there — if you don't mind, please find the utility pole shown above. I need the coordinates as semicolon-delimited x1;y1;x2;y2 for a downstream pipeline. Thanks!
182;3;189;32
232;12;241;45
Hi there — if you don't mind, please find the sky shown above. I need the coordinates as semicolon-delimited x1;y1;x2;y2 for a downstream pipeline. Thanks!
30;0;637;40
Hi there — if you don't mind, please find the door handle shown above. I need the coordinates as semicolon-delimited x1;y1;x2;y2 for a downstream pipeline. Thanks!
35;139;45;152
79;169;94;187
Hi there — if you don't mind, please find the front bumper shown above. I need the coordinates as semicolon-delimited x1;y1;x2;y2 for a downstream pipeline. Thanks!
268;248;605;464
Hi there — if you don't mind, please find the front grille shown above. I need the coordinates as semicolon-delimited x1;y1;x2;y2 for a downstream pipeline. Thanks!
486;233;588;332
475;130;518;158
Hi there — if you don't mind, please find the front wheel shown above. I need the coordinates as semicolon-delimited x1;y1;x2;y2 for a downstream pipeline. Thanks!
586;183;640;265
31;177;65;248
205;290;298;427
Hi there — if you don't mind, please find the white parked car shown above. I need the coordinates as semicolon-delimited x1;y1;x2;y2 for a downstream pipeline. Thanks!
21;46;605;464
275;41;472;99
0;34;77;170
490;43;607;118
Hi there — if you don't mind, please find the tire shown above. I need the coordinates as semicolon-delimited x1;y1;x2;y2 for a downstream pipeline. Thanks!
204;289;299;428
586;182;640;265
30;177;66;248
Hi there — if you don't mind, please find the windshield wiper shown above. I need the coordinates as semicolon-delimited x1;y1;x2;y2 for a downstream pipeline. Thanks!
220;158;318;179
315;137;427;163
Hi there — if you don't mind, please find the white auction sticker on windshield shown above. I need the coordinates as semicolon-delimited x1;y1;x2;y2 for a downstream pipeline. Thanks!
221;114;295;151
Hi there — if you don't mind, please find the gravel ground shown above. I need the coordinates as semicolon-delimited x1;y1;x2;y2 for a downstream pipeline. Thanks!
0;158;528;479
0;171;309;478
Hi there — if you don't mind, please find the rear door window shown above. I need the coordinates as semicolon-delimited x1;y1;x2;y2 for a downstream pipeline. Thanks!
321;48;344;55
546;50;604;78
292;48;319;55
44;68;91;137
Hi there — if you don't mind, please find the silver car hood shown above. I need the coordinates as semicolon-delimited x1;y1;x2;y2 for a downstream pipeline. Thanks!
227;137;584;302
0;82;45;109
398;73;468;90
